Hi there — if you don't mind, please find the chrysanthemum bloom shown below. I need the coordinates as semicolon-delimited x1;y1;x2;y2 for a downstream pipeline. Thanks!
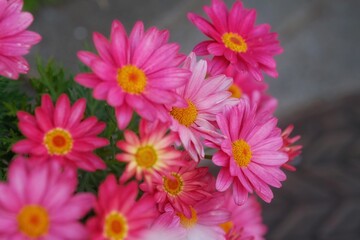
168;53;237;161
0;0;41;79
12;94;109;171
209;98;288;204
188;0;283;81
220;191;267;240
75;20;190;129
0;156;94;239
141;161;212;218
142;210;186;240
281;125;302;171
116;119;183;187
207;64;267;99
87;175;157;239
158;194;230;240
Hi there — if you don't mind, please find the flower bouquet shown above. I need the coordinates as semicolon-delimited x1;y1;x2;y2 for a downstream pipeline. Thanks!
0;0;302;239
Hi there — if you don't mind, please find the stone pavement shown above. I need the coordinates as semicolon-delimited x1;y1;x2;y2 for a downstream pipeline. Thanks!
27;0;360;239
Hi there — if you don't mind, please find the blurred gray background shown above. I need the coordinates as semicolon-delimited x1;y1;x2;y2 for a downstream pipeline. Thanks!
28;0;360;239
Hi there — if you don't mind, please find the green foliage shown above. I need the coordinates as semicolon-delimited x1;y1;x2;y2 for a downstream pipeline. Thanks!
23;0;60;13
0;59;130;190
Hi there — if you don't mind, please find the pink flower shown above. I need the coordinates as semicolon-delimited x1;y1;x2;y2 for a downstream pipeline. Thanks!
142;161;212;218
12;94;109;171
220;191;267;240
157;194;230;240
209;98;288;204
75;20;190;129
168;53;238;161
116;119;183;187
188;0;283;81
142;211;186;240
208;64;267;99
87;175;157;240
281;125;302;171
0;156;94;239
0;0;41;79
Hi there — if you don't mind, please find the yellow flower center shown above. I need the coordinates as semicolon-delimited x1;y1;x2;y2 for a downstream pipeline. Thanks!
232;139;252;167
17;205;49;238
117;65;147;94
135;145;157;168
177;207;198;229
222;32;248;53
170;100;198;127
163;173;184;196
219;221;234;234
228;84;242;98
104;211;128;240
43;128;73;155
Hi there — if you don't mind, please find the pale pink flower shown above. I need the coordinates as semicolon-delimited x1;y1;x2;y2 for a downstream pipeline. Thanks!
75;20;190;129
208;64;267;99
168;53;237;161
0;0;41;79
87;175;157;240
281;124;302;171
12;94;109;171
220;190;267;240
209;98;288;204
0;156;94;239
142;211;186;240
116;119;183;187
157;194;230;240
141;161;212;218
188;0;283;81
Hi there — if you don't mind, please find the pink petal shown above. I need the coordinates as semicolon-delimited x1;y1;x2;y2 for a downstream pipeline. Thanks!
216;168;233;191
233;178;248;205
115;104;133;130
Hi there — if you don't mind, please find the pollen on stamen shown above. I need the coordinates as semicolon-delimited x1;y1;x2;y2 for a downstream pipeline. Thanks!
232;139;252;167
135;145;157;168
117;65;147;94
170;100;198;127
222;32;248;53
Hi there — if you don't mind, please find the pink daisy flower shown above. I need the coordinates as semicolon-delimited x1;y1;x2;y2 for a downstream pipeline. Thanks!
12;94;109;171
220;191;267;240
159;194;230;240
87;175;157;240
168;53;237;161
208;64;267;99
209;98;288;204
281;124;302;171
75;20;190;129
141;161;212;218
116;119;183;186
0;0;41;79
188;0;283;81
0;156;94;239
142;211;186;240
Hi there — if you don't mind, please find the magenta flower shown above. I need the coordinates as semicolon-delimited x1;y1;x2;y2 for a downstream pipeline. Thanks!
0;156;94;239
220;191;267;240
142;161;212;218
209;98;288;204
188;0;283;81
281;125;302;171
116;119;183;187
75;20;190;129
12;94;109;171
158;194;230;240
168;53;238;161
0;0;41;79
87;175;157;239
